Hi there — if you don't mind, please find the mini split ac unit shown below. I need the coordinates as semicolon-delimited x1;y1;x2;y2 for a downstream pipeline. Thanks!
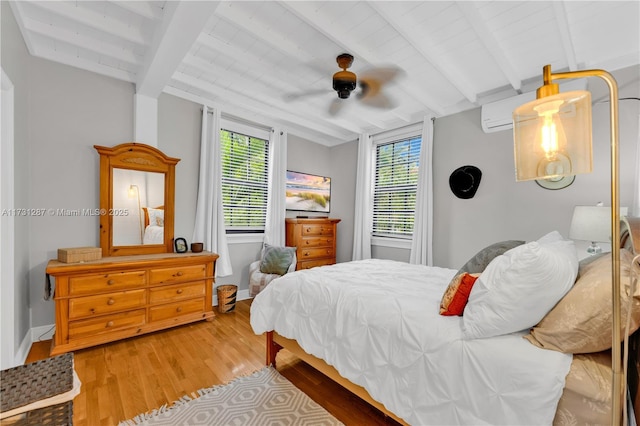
480;79;588;133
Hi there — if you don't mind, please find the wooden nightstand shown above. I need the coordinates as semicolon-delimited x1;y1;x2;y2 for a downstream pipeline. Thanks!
285;218;340;270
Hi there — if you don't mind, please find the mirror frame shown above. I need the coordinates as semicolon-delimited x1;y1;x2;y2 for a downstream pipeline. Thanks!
94;142;180;256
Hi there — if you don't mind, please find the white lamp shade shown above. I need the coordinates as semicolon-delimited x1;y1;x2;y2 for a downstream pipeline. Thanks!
569;205;629;243
513;90;593;181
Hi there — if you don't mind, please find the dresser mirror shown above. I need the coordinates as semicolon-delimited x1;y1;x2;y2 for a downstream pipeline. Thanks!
95;143;180;256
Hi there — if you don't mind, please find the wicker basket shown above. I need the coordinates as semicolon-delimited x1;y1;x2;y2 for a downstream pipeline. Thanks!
217;284;237;313
0;353;74;425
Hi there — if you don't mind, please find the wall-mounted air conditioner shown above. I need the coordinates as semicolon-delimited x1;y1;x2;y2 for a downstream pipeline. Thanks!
480;79;588;134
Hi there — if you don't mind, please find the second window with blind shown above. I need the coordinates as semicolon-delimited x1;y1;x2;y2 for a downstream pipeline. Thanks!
220;119;270;234
372;124;422;239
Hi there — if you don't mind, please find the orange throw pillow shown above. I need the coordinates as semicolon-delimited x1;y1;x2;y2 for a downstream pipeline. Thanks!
440;273;480;316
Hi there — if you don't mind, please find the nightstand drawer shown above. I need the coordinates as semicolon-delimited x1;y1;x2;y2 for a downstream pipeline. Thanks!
149;298;204;322
68;290;146;319
149;264;206;284
69;270;146;295
68;309;145;339
302;224;334;236
298;259;335;270
150;282;205;304
299;236;334;248
299;247;334;259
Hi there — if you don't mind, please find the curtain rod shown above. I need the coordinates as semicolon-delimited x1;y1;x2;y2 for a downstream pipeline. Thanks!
201;107;273;132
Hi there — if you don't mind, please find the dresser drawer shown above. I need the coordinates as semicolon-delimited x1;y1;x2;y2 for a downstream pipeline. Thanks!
299;236;334;248
69;270;146;295
68;309;145;339
149;298;204;322
68;290;146;320
298;259;335;270
301;224;334;236
149;264;206;284
299;247;334;260
150;282;205;304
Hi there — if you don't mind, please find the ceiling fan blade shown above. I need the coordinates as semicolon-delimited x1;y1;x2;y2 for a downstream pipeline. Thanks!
359;66;404;86
328;98;345;116
359;90;395;109
284;89;331;101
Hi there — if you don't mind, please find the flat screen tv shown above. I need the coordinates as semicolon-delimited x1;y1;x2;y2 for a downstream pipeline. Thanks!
285;170;331;213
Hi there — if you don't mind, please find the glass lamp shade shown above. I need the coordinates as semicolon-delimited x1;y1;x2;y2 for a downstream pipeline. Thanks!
513;90;593;181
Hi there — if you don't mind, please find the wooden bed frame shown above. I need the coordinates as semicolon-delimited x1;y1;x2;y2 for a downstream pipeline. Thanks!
266;217;640;425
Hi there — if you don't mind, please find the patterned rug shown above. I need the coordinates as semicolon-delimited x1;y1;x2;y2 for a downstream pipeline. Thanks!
119;366;343;425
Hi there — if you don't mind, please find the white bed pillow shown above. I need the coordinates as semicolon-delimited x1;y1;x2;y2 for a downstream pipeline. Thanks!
147;208;164;227
462;231;578;339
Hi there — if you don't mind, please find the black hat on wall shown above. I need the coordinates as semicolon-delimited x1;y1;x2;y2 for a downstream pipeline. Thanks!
449;165;482;199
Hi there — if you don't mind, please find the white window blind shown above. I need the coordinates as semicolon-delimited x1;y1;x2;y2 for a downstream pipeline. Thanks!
372;136;421;238
220;129;269;232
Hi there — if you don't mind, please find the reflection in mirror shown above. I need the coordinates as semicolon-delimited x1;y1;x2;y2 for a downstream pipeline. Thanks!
112;169;165;246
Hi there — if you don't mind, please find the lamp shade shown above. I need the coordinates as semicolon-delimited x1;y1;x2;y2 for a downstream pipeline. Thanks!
569;205;628;243
513;90;593;181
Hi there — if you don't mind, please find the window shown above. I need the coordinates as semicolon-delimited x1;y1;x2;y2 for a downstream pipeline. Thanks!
220;129;269;233
372;136;421;238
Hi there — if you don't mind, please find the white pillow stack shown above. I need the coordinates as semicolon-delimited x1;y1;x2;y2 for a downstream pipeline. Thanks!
462;231;578;339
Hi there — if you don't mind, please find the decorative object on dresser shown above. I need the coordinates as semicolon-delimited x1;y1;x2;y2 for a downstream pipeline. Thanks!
94;143;179;257
285;218;340;270
174;237;188;253
46;251;218;355
57;246;102;263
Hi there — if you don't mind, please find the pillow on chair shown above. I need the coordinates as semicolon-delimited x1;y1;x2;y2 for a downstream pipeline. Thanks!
259;244;297;275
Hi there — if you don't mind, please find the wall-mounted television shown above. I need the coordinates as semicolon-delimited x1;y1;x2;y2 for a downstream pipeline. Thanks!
285;170;331;213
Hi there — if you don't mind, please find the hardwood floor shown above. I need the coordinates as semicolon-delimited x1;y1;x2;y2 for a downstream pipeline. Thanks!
26;299;400;426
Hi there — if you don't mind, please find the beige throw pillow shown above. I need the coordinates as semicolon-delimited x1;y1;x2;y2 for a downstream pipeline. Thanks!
524;249;639;353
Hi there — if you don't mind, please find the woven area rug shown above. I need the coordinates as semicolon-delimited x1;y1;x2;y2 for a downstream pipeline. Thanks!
119;366;343;425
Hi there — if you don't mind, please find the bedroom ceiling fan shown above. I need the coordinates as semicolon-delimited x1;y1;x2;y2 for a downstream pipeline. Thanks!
286;53;403;116
329;53;402;115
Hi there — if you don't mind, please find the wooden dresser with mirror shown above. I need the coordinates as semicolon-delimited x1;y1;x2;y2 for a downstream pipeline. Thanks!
46;143;218;355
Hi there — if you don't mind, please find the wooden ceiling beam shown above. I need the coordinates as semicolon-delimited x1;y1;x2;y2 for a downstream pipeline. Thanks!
552;2;578;72
136;1;219;98
457;2;522;92
28;1;148;46
171;71;361;140
370;2;480;103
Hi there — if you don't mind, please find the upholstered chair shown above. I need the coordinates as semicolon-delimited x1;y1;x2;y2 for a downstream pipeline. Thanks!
249;244;297;297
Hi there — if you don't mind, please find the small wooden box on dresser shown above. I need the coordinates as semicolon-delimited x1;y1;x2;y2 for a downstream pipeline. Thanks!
46;251;218;355
285;218;341;270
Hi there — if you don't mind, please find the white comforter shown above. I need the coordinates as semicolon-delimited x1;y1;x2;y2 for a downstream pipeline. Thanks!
250;259;572;425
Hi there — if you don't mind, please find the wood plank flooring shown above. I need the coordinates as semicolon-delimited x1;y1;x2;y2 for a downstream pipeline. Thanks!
26;299;400;426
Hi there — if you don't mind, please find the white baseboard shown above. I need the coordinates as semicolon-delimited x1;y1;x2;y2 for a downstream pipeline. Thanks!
18;290;252;364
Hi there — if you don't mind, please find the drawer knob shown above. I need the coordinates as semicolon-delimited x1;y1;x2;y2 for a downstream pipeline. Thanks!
176;306;183;313
107;298;115;305
176;289;183;294
107;279;115;285
304;252;310;257
176;271;184;277
106;321;114;327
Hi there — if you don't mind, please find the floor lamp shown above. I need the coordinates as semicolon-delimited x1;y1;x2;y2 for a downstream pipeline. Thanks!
128;184;144;244
512;65;622;425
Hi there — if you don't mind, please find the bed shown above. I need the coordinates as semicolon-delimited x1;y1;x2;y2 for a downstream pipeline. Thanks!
250;219;640;425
